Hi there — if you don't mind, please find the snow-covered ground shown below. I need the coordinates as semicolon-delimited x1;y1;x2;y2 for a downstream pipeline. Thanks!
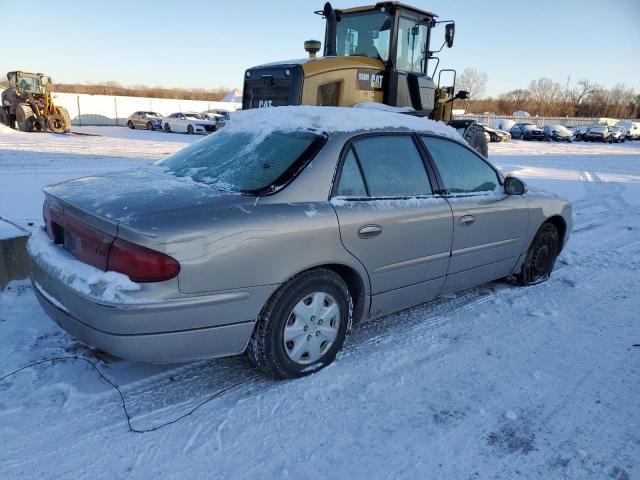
1;127;639;479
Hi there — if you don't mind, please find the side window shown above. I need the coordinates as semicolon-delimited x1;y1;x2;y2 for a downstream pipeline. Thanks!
337;148;367;197
352;135;431;197
421;136;500;194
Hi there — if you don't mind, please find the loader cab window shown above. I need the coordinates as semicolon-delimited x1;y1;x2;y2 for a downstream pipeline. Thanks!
336;11;392;62
395;18;428;74
17;76;42;93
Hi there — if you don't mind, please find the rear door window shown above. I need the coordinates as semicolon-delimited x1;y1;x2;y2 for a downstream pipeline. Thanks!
350;135;432;197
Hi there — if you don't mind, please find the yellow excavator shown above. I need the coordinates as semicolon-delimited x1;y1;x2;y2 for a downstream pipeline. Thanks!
0;71;71;133
242;2;487;156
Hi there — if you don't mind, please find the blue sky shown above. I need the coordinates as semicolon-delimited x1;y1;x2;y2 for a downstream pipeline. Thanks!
1;0;638;97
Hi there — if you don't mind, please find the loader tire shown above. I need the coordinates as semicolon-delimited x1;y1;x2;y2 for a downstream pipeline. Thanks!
463;122;489;157
0;107;10;127
56;106;71;132
16;104;35;132
47;114;67;134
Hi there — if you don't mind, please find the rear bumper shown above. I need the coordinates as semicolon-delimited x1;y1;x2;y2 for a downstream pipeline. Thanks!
29;250;276;363
33;281;255;363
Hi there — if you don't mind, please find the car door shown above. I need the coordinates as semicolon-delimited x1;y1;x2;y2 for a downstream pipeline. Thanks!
136;112;146;128
420;135;528;292
330;133;454;317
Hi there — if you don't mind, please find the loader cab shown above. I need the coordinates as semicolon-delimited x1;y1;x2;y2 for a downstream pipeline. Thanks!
320;2;456;118
8;71;47;95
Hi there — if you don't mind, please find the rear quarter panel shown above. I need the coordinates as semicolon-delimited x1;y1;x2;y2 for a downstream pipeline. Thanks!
117;202;369;296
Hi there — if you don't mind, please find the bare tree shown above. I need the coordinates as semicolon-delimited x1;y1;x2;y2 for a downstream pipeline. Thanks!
457;68;488;103
498;88;530;113
528;78;565;116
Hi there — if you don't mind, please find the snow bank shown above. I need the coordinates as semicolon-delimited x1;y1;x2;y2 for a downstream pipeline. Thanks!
0;123;18;134
224;106;464;142
0;219;27;239
27;228;144;304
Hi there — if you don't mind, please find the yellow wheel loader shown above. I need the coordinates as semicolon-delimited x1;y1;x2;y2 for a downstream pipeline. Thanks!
0;71;71;133
242;2;487;156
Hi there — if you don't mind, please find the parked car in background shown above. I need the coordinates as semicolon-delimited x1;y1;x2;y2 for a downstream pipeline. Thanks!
202;109;232;130
615;120;640;140
510;123;545;140
127;111;164;130
162;112;217;134
609;126;626;143
567;125;590;141
215;112;230;130
543;125;574;142
29;107;572;379
583;125;612;143
479;123;511;142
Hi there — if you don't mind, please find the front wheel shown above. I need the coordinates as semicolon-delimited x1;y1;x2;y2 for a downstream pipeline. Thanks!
462;123;489;157
146;121;153;130
127;120;134;129
514;222;560;285
247;269;350;379
187;124;194;134
163;123;171;133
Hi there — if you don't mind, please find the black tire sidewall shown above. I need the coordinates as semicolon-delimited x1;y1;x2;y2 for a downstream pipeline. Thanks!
258;271;350;378
147;121;153;130
519;223;559;285
187;124;193;134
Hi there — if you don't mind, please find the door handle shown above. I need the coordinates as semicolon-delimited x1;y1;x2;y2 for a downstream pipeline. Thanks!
358;224;382;239
459;215;475;227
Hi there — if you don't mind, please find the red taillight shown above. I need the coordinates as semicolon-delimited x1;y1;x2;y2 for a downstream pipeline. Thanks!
43;201;58;242
107;238;180;283
43;199;180;283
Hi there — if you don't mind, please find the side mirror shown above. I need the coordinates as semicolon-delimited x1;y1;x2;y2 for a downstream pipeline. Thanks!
505;176;526;195
445;23;455;48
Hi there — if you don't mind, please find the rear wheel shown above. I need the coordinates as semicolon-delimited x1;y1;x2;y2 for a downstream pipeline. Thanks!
127;120;134;129
0;107;10;127
163;123;171;133
462;123;489;157
16;104;35;132
515;222;560;285
248;269;350;379
187;124;194;134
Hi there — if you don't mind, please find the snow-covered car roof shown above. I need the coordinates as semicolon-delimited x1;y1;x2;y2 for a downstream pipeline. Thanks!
224;106;464;142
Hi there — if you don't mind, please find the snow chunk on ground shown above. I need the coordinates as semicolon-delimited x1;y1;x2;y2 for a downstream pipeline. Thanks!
27;228;141;304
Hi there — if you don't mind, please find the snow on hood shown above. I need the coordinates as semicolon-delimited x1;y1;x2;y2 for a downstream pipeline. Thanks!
224;106;464;142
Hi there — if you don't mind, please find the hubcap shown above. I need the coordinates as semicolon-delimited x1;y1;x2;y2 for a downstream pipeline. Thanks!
283;292;340;365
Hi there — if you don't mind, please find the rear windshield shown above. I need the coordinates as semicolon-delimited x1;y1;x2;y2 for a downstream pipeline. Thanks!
156;130;324;194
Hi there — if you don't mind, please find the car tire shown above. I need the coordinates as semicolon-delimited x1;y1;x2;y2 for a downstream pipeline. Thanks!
127;120;134;129
462;123;489;157
247;268;351;379
187;124;194;134
163;123;171;133
146;121;153;130
514;222;560;286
